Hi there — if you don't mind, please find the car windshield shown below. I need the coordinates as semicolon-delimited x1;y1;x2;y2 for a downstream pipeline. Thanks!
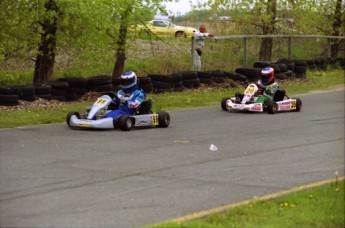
152;20;176;27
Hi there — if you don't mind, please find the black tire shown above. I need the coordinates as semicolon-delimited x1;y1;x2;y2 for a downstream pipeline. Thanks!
66;112;80;127
157;112;170;128
34;85;52;95
266;101;277;114
183;78;200;88
58;77;88;87
140;84;153;93
0;87;15;95
118;115;133;131
292;98;302;112
221;98;230;111
223;71;237;80
0;94;19;103
275;73;287;80
88;75;112;86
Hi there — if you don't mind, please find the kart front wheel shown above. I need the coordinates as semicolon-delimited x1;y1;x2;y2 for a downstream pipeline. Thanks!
118;115;133;131
266;101;277;114
66;112;80;127
157;112;170;128
221;98;230;111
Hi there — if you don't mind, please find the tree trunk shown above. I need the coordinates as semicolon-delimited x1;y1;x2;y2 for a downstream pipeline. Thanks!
112;5;131;78
259;38;273;61
330;0;343;58
112;24;127;78
258;0;276;61
33;0;58;84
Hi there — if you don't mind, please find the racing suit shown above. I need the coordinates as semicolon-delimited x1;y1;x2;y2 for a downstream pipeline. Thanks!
255;80;279;104
104;86;145;120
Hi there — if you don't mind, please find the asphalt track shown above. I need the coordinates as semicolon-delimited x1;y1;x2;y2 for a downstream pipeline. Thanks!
0;89;344;228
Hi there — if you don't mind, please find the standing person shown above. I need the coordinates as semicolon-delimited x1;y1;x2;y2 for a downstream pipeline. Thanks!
104;71;145;123
193;24;216;71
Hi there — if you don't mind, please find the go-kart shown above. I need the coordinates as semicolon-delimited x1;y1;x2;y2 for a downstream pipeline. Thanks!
221;83;302;114
66;93;170;130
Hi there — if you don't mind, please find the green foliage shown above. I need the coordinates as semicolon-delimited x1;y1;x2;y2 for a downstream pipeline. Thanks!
149;179;344;228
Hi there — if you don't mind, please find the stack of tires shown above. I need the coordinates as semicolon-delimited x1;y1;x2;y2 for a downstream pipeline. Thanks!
171;73;183;92
34;84;52;100
178;71;200;89
235;67;262;82
0;86;19;106
293;60;308;78
43;80;69;101
223;71;247;82
197;71;212;85
138;76;153;94
208;70;226;84
148;74;174;93
58;77;88;101
10;85;36;102
275;59;296;79
88;75;113;93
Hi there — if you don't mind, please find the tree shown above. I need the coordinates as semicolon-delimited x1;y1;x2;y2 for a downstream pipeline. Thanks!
33;0;59;83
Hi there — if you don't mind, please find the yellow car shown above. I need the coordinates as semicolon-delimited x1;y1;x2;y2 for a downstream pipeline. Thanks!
135;20;197;38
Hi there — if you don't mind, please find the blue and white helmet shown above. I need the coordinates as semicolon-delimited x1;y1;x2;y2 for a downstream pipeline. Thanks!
121;71;137;90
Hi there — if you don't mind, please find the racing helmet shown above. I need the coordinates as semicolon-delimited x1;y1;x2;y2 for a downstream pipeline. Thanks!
120;71;138;91
260;67;275;85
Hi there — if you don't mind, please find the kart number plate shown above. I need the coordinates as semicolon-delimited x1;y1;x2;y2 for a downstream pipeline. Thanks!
244;86;256;94
95;98;107;106
290;100;296;110
152;114;159;125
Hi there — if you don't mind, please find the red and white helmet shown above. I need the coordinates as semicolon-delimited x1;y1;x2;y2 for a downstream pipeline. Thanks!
260;67;274;85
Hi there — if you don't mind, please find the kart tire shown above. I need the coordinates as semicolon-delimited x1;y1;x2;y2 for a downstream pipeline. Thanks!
66;112;80;127
221;98;230;111
157;112;170;128
292;98;302;112
118;115;133;131
266;101;277;114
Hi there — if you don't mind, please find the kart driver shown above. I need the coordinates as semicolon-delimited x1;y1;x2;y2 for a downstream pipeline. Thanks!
255;67;279;104
234;67;279;104
104;71;145;120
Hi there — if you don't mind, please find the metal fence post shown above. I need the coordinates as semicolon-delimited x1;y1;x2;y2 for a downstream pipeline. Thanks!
191;36;195;70
288;36;292;59
244;37;248;67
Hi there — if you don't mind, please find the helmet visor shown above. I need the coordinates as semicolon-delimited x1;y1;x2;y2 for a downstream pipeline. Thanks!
121;77;134;86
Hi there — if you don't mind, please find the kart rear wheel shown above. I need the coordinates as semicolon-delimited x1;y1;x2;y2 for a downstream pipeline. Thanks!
266;101;277;114
66;112;80;127
157;112;170;128
118;115;133;131
293;98;302;111
221;98;230;111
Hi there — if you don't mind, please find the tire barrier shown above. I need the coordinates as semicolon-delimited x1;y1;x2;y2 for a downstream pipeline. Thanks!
87;75;113;93
148;74;174;93
0;86;19;106
138;76;153;94
1;57;343;106
58;77;88;101
235;67;261;82
43;80;69;101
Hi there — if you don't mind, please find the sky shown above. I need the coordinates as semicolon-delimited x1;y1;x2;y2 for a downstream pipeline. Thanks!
163;0;204;16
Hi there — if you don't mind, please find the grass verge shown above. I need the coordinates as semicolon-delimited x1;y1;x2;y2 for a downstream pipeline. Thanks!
148;178;344;228
0;70;344;129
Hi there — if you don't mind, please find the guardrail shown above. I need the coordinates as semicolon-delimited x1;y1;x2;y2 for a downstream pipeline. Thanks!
191;35;345;70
